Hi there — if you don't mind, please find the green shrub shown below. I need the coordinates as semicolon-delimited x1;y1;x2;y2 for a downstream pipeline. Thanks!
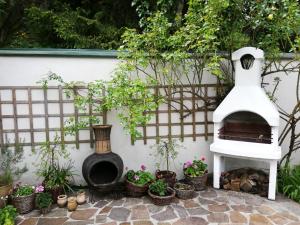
0;205;17;225
278;165;300;202
149;179;168;196
12;185;34;197
183;157;208;177
36;192;53;209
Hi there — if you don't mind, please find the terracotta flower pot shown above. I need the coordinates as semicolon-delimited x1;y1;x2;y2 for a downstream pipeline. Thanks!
155;170;176;187
57;195;67;208
67;197;77;211
0;183;13;197
148;187;175;206
76;191;86;205
12;193;35;214
125;179;149;197
185;172;208;191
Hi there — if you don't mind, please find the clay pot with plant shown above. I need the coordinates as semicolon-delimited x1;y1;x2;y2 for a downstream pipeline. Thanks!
0;142;27;198
151;139;180;187
183;157;208;191
36;192;53;214
148;179;175;206
125;165;155;197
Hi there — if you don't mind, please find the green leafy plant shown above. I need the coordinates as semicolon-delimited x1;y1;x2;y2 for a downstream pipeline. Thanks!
183;157;208;177
0;205;17;225
126;165;155;186
12;185;34;198
149;179;168;196
36;192;53;209
38;71;161;140
278;165;300;203
0;141;27;186
34;134;75;192
151;139;181;172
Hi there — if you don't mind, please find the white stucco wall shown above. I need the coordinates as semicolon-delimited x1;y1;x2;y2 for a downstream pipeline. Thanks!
0;53;298;185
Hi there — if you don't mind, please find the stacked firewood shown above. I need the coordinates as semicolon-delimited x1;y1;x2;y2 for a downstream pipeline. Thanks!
220;168;269;197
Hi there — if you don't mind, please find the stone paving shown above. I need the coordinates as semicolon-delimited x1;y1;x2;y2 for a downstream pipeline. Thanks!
16;187;300;225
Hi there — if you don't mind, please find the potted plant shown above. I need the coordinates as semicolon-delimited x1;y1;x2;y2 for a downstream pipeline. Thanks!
183;157;208;191
125;165;155;197
148;179;175;206
0;205;17;225
0;141;27;198
173;182;195;199
151;139;180;187
34;135;76;201
36;192;53;214
11;184;36;214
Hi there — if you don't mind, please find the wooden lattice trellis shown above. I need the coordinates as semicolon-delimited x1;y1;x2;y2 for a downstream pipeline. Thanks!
134;84;218;144
0;84;218;148
0;86;105;149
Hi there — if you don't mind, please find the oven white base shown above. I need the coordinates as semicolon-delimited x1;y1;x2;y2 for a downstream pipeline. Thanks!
210;141;281;200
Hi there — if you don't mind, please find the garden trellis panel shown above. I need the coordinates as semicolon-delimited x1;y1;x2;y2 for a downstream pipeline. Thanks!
0;84;218;148
0;86;106;149
134;84;218;144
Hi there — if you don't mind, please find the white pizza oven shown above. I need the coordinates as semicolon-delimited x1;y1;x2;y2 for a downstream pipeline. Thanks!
210;47;281;200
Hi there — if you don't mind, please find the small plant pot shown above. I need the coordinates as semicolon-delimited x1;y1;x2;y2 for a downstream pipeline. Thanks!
125;179;149;197
67;197;77;211
185;172;208;191
173;182;195;199
155;170;176;187
12;193;35;214
57;195;67;208
40;205;52;214
0;183;13;197
76;191;86;205
148;187;175;206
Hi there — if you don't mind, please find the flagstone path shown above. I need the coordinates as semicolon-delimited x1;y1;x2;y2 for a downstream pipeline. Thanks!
16;187;300;225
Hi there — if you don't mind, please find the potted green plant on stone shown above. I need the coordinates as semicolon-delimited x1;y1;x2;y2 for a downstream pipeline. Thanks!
0;141;27;198
0;205;17;225
148;179;175;206
183;156;208;191
125;165;155;197
151;139;180;187
34;135;76;201
173;182;195;199
11;184;35;214
36;192;53;214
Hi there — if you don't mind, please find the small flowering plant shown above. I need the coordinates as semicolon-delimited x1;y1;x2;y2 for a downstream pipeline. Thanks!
183;157;208;178
12;183;44;198
125;165;155;186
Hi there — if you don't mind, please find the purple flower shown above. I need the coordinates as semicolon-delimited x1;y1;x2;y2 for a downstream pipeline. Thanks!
134;175;139;180
35;184;44;193
141;165;146;171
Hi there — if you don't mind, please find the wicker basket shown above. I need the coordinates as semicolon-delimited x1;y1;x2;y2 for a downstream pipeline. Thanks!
148;187;175;206
173;183;195;199
125;179;149;197
155;170;176;187
0;183;13;197
185;173;208;191
12;193;35;214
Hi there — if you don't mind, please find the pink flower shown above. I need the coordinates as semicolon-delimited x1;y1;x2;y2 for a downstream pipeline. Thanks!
35;184;44;193
201;157;205;161
134;175;139;180
184;160;192;169
141;165;146;171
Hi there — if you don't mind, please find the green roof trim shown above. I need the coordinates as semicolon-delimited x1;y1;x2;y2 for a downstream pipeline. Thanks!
0;48;296;59
0;48;119;58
